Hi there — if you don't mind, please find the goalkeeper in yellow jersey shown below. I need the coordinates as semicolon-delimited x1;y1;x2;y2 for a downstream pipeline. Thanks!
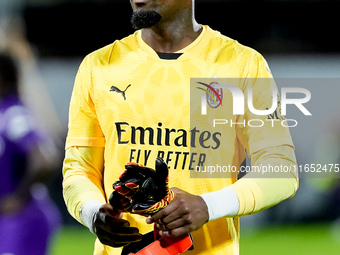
62;0;299;254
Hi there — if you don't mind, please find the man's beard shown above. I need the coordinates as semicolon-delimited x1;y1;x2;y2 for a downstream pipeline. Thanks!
131;10;162;30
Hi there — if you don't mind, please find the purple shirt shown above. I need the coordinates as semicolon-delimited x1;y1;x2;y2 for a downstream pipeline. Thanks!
0;96;61;255
0;96;42;198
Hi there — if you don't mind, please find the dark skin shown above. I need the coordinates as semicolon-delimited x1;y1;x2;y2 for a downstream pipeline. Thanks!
94;0;209;246
130;0;202;52
94;189;209;246
94;204;142;247
146;188;209;237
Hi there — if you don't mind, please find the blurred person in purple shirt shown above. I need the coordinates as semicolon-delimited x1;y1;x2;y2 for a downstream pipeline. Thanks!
0;53;61;255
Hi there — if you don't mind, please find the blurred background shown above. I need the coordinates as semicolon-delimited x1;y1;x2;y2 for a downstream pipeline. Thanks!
1;0;340;254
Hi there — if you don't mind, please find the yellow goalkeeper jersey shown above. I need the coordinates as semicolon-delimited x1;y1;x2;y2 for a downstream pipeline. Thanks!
65;25;294;255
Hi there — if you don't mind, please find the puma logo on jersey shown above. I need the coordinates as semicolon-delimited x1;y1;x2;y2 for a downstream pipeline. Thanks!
110;84;131;100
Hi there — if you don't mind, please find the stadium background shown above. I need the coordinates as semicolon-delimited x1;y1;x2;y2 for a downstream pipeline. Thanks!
1;0;340;254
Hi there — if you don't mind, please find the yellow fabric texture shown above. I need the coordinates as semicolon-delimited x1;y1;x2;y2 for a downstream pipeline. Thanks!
231;145;299;216
63;147;106;222
63;25;298;255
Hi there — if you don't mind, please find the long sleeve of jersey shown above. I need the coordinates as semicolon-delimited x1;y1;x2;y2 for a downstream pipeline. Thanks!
62;55;107;224
230;144;299;216
225;48;299;216
62;146;106;224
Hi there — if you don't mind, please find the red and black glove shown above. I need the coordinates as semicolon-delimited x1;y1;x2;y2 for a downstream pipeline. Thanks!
109;157;174;216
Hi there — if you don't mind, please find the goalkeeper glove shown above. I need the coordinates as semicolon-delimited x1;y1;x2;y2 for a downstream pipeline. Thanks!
109;157;174;216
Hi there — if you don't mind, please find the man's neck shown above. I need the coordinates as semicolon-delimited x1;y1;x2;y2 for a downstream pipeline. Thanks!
141;12;202;53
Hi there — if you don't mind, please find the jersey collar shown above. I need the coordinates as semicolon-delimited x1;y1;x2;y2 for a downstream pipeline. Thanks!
136;25;209;61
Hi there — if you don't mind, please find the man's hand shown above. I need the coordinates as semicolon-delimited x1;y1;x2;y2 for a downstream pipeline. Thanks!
146;188;209;237
94;204;142;247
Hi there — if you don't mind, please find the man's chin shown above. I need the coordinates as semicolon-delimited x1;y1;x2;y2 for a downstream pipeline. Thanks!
131;10;162;30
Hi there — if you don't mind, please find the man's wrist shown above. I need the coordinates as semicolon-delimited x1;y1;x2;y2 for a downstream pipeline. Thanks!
199;187;240;221
79;199;105;233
